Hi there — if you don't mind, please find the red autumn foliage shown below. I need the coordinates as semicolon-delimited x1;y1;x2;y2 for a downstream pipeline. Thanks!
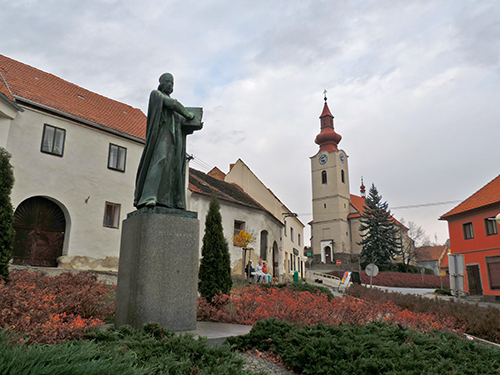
0;270;115;344
347;284;500;344
331;270;450;288
197;284;459;334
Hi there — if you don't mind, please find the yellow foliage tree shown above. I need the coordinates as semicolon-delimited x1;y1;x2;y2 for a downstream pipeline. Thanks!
232;230;256;248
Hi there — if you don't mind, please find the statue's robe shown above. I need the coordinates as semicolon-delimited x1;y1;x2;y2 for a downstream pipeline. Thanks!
134;90;188;209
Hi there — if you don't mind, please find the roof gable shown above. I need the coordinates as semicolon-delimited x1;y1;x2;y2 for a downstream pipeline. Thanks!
189;168;266;211
0;54;146;140
441;174;500;219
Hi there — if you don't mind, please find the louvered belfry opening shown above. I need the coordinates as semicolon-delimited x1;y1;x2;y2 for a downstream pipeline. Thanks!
13;197;66;267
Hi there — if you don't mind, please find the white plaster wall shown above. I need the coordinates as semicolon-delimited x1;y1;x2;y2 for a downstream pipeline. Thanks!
5;106;144;261
0;100;18;148
225;160;305;276
189;194;282;275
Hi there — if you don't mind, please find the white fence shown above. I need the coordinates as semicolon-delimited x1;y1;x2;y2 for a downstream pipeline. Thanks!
306;270;341;289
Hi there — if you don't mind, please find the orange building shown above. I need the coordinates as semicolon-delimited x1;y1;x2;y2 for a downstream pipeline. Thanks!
440;174;500;301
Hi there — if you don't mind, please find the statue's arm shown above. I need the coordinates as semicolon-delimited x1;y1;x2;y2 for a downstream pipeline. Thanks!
163;95;194;120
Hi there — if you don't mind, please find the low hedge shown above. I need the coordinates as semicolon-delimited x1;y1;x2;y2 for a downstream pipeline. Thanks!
228;319;500;375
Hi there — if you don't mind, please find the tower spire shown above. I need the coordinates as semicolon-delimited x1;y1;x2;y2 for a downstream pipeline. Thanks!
315;92;342;152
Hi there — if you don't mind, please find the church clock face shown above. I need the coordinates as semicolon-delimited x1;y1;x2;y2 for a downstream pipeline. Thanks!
339;154;345;164
319;154;328;165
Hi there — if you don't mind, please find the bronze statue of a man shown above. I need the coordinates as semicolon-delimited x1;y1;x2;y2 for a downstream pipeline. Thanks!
134;73;201;210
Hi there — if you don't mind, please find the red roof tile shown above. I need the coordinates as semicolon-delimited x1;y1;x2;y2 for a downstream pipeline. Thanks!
0;54;146;139
348;194;406;229
440;174;500;219
416;245;447;262
348;194;365;219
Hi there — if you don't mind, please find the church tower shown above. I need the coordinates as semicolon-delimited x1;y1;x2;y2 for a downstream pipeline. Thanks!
310;94;351;263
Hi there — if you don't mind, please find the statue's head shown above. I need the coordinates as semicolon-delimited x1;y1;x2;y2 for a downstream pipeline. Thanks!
158;73;174;95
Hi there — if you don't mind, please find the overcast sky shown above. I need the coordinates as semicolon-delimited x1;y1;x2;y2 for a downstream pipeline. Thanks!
2;0;499;246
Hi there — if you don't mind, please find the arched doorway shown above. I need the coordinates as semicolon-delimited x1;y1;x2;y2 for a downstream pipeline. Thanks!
13;197;66;267
272;241;279;277
324;246;332;264
260;230;268;260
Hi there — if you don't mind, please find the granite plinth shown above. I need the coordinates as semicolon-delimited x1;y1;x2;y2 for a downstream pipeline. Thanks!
115;210;199;331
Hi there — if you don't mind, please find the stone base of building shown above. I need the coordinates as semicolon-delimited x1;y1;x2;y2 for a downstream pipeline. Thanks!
115;208;199;331
57;255;119;272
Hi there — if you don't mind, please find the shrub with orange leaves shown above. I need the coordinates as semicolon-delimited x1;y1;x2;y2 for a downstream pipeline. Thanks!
232;230;256;248
0;270;115;344
197;284;459;334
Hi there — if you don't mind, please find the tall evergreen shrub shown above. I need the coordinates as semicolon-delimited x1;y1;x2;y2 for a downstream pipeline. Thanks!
0;148;14;282
198;196;232;302
358;184;400;267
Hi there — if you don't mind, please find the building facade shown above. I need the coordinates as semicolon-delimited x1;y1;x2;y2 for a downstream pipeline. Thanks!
440;174;500;301
220;159;306;278
0;54;300;278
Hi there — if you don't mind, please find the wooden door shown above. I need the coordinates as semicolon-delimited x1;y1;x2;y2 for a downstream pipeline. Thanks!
466;264;483;295
324;246;332;264
272;241;279;277
13;197;65;267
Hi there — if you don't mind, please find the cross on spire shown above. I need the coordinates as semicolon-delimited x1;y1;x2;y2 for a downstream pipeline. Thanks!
323;89;328;102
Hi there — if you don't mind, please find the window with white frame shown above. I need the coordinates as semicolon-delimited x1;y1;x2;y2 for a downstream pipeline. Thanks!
108;143;127;172
103;202;121;228
41;124;66;156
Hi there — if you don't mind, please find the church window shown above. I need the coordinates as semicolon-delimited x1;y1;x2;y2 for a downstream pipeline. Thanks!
341;170;345;183
103;202;121;228
108;144;127;172
324;203;327;209
322;170;327;184
41;124;66;156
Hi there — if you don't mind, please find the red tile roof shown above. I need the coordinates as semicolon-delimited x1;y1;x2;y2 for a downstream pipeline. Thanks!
0;54;146;140
207;166;226;181
440;174;500;219
348;194;366;219
348;194;406;229
416;245;447;262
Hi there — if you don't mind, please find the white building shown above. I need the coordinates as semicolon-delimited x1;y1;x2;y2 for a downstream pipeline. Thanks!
224;159;306;277
0;54;300;278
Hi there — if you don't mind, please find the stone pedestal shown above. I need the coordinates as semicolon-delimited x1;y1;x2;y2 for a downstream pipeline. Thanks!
115;207;199;331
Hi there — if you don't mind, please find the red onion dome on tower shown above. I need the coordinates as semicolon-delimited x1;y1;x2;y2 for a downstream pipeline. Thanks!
315;93;341;152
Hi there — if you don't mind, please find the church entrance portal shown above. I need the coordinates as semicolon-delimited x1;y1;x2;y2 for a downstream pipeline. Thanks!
12;197;66;267
324;246;332;264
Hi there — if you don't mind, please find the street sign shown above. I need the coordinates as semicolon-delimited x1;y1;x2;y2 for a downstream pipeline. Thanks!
365;263;379;277
365;263;379;288
336;260;341;266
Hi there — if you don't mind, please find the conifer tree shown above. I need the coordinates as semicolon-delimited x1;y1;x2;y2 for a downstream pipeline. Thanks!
0;148;15;282
198;196;232;302
358;184;401;267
